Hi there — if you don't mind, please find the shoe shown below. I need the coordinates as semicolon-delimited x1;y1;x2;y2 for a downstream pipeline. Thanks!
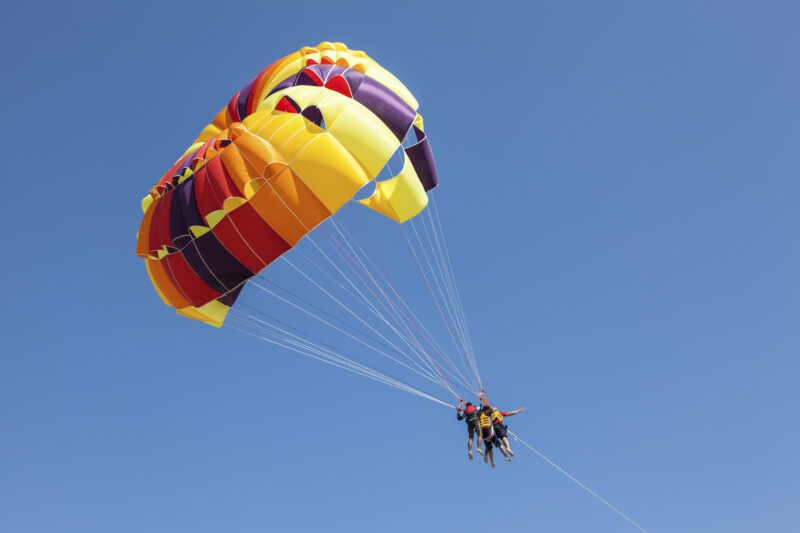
468;452;473;460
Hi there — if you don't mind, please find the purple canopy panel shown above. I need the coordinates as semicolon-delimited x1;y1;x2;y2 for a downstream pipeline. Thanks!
340;67;365;94
352;77;416;141
268;77;295;95
180;231;253;294
404;126;438;191
178;240;226;295
217;283;244;306
169;178;204;249
301;105;324;128
235;76;257;119
304;64;414;140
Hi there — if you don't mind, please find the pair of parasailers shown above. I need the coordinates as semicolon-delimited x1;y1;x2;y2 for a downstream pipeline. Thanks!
456;401;524;468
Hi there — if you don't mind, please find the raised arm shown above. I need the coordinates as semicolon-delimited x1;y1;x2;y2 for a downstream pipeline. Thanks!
503;407;525;416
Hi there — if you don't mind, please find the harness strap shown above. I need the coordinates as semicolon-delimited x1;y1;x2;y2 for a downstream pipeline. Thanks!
479;390;490;407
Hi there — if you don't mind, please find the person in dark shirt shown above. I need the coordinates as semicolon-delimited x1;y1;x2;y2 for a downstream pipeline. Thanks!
456;401;483;459
490;406;525;456
478;405;511;468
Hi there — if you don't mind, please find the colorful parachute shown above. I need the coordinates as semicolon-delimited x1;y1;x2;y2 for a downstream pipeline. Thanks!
136;42;438;326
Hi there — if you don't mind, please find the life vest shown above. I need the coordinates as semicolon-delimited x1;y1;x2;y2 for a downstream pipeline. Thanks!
492;411;504;424
479;412;493;428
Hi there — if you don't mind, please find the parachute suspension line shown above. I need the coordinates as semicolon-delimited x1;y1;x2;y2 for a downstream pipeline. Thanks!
370;140;478;396
248;279;443;386
253;276;417;370
406;215;472;368
397;222;482;395
319;227;470;402
421;205;479;387
226;310;422;395
416;214;473;379
301;228;473;398
281;246;442;382
415;208;472;362
424;194;482;387
321;223;477;398
279;250;462;394
371;138;477;397
507;431;649;533
224;315;453;408
229;309;410;388
408;216;478;388
257;265;443;388
334;211;481;397
332;211;481;398
236;302;367;361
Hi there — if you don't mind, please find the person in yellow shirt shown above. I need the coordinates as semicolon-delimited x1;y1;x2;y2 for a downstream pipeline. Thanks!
490;406;525;456
478;406;512;468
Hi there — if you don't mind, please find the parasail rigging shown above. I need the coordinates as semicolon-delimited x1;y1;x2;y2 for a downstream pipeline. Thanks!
136;42;484;408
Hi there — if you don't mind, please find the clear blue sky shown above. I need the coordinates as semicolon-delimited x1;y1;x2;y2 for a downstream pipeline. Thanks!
2;1;798;532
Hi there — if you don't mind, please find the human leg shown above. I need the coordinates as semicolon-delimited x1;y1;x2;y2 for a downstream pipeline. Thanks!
495;425;512;457
496;439;511;462
502;436;513;456
483;435;492;464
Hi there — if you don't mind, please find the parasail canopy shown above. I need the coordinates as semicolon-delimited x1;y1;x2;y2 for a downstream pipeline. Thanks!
136;42;438;327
